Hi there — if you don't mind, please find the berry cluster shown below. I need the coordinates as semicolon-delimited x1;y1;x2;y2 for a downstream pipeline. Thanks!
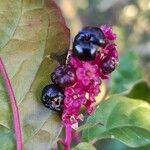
41;25;119;128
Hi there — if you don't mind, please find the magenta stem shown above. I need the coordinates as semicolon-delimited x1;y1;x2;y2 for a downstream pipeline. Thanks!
60;125;72;150
0;58;23;150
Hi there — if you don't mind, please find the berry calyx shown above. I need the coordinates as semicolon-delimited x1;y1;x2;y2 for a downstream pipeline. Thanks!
101;56;118;74
73;27;106;61
51;64;76;88
41;84;64;112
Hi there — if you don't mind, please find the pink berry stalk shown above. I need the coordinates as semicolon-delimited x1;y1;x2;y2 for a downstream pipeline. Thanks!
64;125;72;150
0;58;23;150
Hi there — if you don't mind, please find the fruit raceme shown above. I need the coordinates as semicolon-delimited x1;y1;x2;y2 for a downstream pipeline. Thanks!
62;25;119;128
41;25;119;150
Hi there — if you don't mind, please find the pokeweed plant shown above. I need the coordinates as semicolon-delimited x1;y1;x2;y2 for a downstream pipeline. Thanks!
0;0;150;150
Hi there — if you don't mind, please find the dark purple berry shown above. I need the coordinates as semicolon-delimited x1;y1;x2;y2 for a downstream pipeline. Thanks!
101;57;118;74
41;84;64;112
73;27;106;61
51;64;76;88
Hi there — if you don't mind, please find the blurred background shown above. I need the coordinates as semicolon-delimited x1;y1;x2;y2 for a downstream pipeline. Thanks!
56;0;150;149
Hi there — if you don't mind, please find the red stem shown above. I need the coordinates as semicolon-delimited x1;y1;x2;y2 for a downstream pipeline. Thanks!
64;125;72;150
0;58;23;150
59;125;72;150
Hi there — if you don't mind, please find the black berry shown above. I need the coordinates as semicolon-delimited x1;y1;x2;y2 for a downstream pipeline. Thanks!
41;84;64;112
73;27;106;61
51;64;76;88
101;57;118;74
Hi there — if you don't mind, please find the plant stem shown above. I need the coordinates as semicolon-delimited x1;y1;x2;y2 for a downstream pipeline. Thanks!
0;58;23;150
90;139;97;145
64;125;72;150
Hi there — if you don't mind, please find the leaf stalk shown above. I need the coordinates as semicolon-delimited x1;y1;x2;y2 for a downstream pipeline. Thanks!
0;58;23;150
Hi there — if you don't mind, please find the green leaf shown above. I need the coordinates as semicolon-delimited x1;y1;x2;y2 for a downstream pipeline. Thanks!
82;96;150;148
109;50;144;94
95;139;150;150
72;143;96;150
126;81;150;103
0;0;21;48
0;125;16;150
0;0;70;149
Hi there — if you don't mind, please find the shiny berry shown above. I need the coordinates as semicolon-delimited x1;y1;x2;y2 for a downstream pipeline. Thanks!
73;27;106;61
41;84;64;112
101;57;118;74
51;64;76;88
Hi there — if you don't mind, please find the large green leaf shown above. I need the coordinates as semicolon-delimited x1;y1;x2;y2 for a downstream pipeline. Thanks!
0;0;21;48
95;139;150;150
0;125;16;150
126;81;150;103
0;0;70;149
72;143;96;150
82;96;150;148
109;50;144;94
